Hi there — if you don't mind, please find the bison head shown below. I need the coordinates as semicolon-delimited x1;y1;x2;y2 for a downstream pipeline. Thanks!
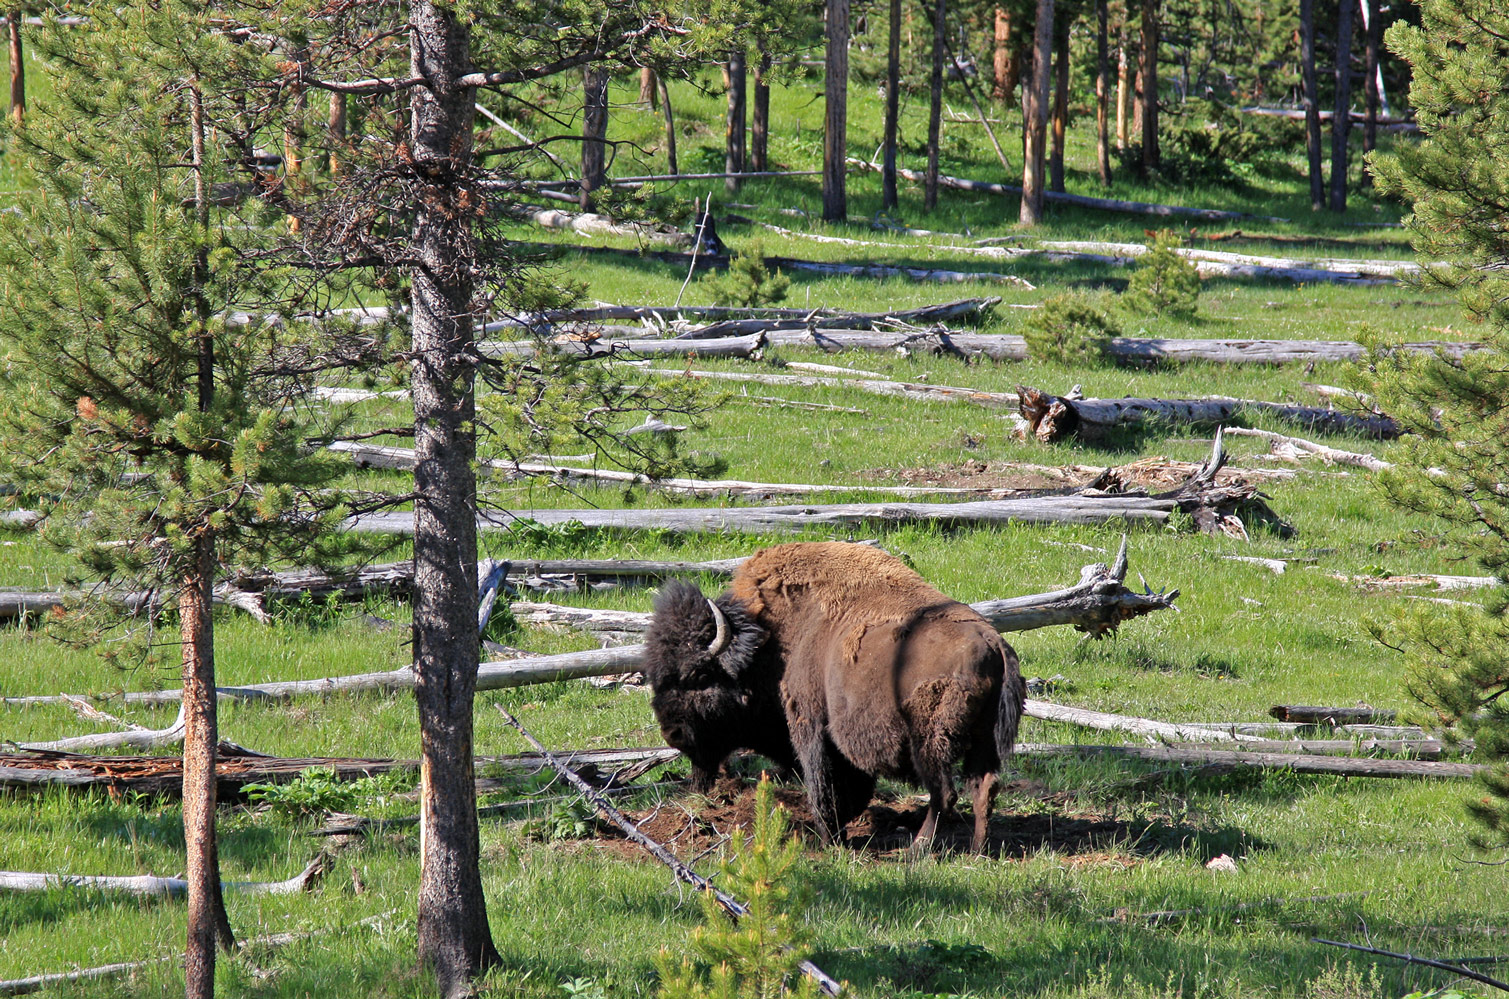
642;580;787;790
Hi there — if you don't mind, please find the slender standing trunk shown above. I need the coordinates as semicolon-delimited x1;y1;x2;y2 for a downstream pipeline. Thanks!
883;0;901;210
925;0;945;211
184;83;234;999
1300;0;1323;210
751;46;770;172
657;75;678;175
1095;0;1111;186
1139;0;1159;171
6;9;21;125
822;0;849;221
284;45;308;177
1116;22;1130;150
725;48;746;193
993;7;1010;100
1328;0;1355;212
640;66;657;107
580;65;609;211
407;4;501;995
326;91;346;176
1020;0;1053;224
1050;18;1069;193
1361;0;1379;174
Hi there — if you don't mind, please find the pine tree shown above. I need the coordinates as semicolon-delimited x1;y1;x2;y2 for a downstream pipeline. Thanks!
1365;0;1509;849
0;3;358;994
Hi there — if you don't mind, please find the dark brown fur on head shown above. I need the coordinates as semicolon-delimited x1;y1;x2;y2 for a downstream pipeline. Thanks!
642;581;793;791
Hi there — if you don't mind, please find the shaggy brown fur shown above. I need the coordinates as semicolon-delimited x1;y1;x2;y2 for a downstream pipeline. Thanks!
644;542;1026;850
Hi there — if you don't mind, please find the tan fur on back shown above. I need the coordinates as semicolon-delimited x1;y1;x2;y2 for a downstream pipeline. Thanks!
729;541;935;624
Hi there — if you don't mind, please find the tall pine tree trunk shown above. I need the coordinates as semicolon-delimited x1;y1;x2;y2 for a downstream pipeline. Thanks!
1116;22;1130;149
883;0;901;210
1328;0;1355;211
326;91;346;176
1300;0;1323;210
1362;0;1380;172
6;9;20;125
284;45;307;177
1095;0;1111;185
751;47;770;172
658;75;678;174
925;0;945;210
725;48;746;192
993;7;1010;100
407;3;501;994
640;66;657;107
1050;18;1069;193
580;65;608;211
1139;0;1159;171
1021;0;1054;224
822;0;849;221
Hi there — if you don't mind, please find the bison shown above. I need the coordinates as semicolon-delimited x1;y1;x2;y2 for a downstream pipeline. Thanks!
643;541;1025;851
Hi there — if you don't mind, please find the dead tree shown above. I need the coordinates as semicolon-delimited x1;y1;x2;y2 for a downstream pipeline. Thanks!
1329;0;1355;212
822;0;849;221
1021;0;1054;224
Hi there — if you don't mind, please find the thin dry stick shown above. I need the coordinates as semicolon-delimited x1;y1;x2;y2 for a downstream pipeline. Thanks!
673;194;712;308
493;704;843;996
1310;938;1509;992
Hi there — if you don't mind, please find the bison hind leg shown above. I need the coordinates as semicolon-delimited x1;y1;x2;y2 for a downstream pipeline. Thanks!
965;771;999;853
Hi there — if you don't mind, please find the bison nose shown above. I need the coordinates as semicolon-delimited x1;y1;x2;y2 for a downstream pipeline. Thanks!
661;724;692;749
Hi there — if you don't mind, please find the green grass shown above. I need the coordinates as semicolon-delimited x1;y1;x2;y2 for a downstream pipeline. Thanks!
1;48;1503;999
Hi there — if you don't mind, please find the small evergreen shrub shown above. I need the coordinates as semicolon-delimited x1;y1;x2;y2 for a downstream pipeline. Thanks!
1123;230;1201;318
702;242;790;307
1022;294;1121;364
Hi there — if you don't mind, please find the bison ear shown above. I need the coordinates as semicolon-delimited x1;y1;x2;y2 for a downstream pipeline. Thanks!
711;596;766;680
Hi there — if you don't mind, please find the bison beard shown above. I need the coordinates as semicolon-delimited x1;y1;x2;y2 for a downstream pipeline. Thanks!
643;542;1026;851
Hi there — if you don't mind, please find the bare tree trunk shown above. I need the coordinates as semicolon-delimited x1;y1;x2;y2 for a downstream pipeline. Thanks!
6;9;21;125
657;75;677;175
822;0;850;221
725;48;746;193
1116;22;1130;149
751;46;770;172
1095;0;1111;185
639;66;656;107
993;7;1010;100
580;64;609;212
925;0;945;210
1301;0;1323;210
1361;0;1379;168
1139;0;1159;171
284;45;308;177
407;3;501;994
1020;0;1054;224
1328;0;1355;212
1050;18;1069;193
326;91;346;176
883;0;901;210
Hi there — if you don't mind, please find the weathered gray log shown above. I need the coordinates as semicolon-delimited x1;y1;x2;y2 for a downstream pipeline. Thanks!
480;330;768;360
1014;743;1484;779
1101;337;1479;365
644;366;1022;407
1173;738;1449;758
520;207;691;246
1017;384;1401;440
520;297;1000;333
0;584;270;623
870;161;1290;222
1222;427;1392;471
16;705;186;753
0;852;329;897
1024;700;1267;743
1270;705;1398;725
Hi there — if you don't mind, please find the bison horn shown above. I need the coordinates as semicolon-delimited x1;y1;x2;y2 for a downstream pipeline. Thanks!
704;599;732;657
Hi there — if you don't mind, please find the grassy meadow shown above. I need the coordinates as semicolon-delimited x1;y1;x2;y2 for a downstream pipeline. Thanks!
2;38;1505;999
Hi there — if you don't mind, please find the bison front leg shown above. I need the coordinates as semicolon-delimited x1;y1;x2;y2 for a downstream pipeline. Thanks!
966;771;999;853
791;718;874;845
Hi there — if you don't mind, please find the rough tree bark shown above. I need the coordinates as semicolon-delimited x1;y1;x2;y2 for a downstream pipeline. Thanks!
1139;0;1159;171
1050;17;1069;193
925;0;945;210
1021;0;1054;224
822;0;849;221
657;75;677;175
326;90;346;176
1095;0;1111;185
993;7;1011;100
1116;20;1130;149
407;2;502;993
883;0;901;210
580;64;609;212
1328;0;1355;212
639;65;656;106
6;8;21;125
1301;0;1323;210
725;47;746;193
1361;0;1379;171
751;46;770;172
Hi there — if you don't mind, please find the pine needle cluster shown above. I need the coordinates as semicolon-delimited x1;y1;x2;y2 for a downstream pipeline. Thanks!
1122;230;1201;318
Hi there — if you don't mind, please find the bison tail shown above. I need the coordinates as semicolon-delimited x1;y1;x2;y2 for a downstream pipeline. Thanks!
994;644;1027;763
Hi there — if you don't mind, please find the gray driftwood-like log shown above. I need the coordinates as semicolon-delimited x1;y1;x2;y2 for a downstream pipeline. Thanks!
519;297;1000;334
0;852;330;897
16;705;186;753
1024;699;1267;743
1223;427;1392;471
1269;705;1398;725
0;584;270;623
1014;743;1484;779
481;330;768;360
1017;384;1401;441
520;207;691;246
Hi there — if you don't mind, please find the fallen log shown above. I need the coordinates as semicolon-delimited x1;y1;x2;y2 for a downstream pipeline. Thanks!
0;852;330;897
1339;573;1497;591
15;705;185;753
1030;239;1420;280
1269;705;1398;725
481;330;769;360
521;297;1001;334
493;704;843;996
862;161;1290;223
1222;427;1393;471
0;584;271;623
519;207;691;247
644;366;1022;407
1024;700;1267;743
1016;384;1401;440
3;546;1177;707
1014;743;1484;779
